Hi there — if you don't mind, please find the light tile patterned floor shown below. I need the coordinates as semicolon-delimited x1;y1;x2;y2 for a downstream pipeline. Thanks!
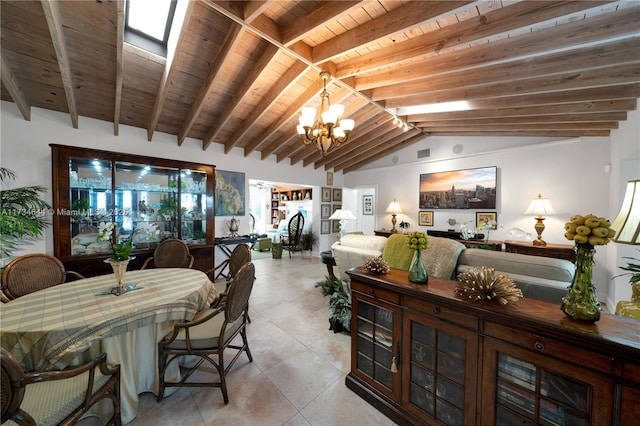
129;256;395;426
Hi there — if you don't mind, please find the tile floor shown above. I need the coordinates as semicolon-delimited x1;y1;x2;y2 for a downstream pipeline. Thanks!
130;255;396;426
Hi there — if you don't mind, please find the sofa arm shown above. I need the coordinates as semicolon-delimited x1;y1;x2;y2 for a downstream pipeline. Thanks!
332;244;382;285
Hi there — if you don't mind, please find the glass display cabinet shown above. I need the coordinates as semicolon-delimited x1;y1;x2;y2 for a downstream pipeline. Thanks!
51;144;215;276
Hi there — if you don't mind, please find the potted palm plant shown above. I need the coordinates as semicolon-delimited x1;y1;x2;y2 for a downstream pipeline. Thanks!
299;230;318;258
0;167;51;258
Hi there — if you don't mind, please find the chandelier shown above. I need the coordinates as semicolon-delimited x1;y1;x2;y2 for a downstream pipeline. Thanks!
296;70;355;156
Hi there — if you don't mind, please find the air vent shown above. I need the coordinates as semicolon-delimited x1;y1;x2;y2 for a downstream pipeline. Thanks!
417;148;430;158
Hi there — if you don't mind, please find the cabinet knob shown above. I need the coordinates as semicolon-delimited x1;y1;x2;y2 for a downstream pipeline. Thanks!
534;341;544;351
432;307;441;315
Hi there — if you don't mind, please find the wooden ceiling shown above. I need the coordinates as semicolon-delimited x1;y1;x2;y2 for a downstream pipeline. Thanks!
2;1;639;173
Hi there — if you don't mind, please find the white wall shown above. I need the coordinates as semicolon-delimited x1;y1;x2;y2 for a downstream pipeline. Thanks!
0;102;341;259
344;122;640;307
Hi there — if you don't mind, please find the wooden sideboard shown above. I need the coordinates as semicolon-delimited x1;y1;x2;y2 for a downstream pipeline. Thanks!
504;240;576;262
346;267;640;425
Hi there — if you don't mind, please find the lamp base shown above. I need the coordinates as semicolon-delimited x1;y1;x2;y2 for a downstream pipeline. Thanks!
390;214;398;233
533;217;547;246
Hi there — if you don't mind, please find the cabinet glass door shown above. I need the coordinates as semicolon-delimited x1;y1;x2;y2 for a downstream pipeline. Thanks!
483;338;613;426
69;157;113;256
353;295;400;399
180;168;207;244
403;311;477;425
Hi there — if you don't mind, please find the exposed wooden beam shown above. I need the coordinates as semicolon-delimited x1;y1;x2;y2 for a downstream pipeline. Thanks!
337;1;609;78
311;1;474;63
224;62;310;152
181;23;243;147
113;0;125;136
40;0;78;128
0;54;31;121
147;0;196;142
207;44;280;152
339;129;424;173
281;1;363;46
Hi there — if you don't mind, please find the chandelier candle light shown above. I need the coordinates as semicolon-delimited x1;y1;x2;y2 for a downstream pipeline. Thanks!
297;71;355;156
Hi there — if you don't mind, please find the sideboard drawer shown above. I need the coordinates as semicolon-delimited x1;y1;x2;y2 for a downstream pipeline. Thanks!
484;321;614;374
404;297;479;330
351;280;400;304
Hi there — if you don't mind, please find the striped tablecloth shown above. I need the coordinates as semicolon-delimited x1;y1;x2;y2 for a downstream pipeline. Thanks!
0;268;217;371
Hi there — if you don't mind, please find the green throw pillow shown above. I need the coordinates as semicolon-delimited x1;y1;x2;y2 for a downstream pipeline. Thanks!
382;234;414;270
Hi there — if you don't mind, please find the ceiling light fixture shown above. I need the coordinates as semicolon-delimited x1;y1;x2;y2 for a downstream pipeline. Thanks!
297;71;355;156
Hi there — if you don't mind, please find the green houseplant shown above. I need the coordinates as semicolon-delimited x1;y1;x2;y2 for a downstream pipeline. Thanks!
314;275;351;333
299;229;318;258
0;168;51;258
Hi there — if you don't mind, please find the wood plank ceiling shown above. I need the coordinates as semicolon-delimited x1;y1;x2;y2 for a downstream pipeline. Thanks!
1;1;639;173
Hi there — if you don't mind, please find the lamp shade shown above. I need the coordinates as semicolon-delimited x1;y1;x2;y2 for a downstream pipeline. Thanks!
611;180;640;245
385;200;402;214
524;194;554;216
328;209;356;220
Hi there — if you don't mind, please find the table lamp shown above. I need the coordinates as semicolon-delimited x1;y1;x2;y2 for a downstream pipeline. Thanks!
329;209;357;239
385;199;402;233
611;179;640;245
524;193;554;246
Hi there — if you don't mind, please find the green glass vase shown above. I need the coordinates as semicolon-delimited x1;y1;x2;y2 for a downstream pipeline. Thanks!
408;249;428;284
561;244;601;322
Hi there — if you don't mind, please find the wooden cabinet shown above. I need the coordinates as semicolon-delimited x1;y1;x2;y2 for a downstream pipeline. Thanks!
504;240;576;262
346;267;640;426
50;144;215;276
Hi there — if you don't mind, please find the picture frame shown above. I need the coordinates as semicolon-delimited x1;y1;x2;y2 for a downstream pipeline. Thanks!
332;220;341;234
332;204;341;214
215;170;245;216
476;212;498;229
321;204;331;219
363;195;373;215
419;166;497;210
321;220;331;235
326;171;334;186
419;211;434;226
332;188;342;202
321;187;332;202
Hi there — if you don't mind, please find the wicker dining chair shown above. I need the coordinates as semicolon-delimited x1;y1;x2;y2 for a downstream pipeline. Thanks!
0;253;85;301
157;262;255;404
1;348;122;426
141;239;194;269
207;244;251;291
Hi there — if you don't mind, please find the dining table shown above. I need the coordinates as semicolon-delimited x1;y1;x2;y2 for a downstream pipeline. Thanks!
0;267;218;424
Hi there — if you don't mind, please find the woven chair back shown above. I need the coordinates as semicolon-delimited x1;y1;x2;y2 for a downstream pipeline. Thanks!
228;244;251;279
225;262;255;323
153;239;192;268
1;254;66;300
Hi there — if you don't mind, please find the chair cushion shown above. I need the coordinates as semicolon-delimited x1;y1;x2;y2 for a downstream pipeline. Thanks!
165;308;243;350
20;369;111;426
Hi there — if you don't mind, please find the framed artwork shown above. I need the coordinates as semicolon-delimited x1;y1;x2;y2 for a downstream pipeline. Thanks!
419;211;434;226
321;204;331;219
333;188;342;202
419;166;497;209
321;187;332;202
476;212;498;229
363;195;373;215
332;220;341;233
326;171;334;186
215;170;245;216
332;204;341;214
321;220;331;234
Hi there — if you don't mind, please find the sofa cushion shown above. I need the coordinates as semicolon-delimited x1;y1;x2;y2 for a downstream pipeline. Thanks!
339;234;387;251
457;249;574;283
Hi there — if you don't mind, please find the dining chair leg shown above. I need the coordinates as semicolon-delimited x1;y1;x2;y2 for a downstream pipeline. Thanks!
219;351;229;404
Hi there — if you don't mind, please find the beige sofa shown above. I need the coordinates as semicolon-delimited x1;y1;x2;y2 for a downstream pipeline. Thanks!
331;234;575;304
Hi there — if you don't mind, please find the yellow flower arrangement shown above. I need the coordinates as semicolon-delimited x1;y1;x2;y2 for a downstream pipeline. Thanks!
406;231;428;250
563;214;615;246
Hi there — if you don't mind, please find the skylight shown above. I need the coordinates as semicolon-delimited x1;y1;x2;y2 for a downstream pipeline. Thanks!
125;0;177;56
